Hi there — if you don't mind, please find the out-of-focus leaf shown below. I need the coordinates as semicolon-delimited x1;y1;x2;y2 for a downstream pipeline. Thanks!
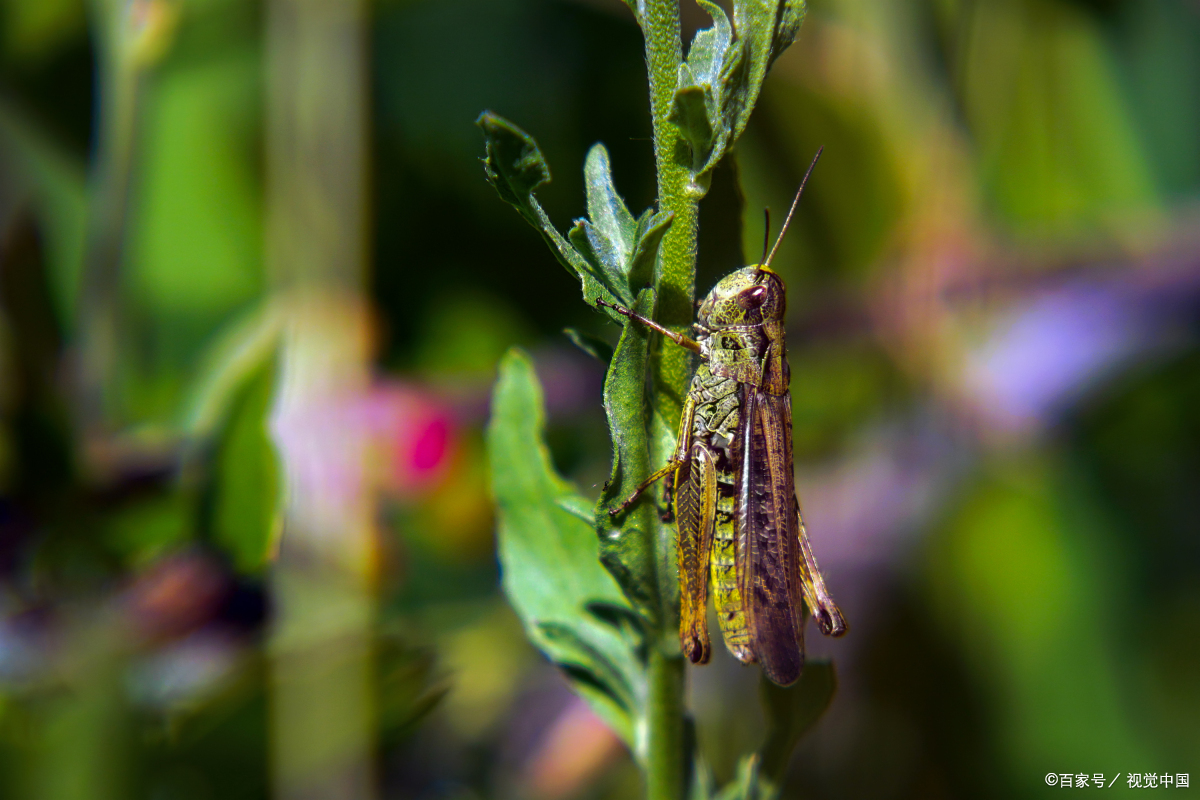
0;96;87;326
556;492;597;523
713;755;762;800
594;289;664;626
376;634;448;746
1;0;84;62
488;349;646;745
129;50;263;319
211;351;282;573
690;756;717;800
957;1;1155;234
758;661;836;784
104;493;192;565
181;299;282;438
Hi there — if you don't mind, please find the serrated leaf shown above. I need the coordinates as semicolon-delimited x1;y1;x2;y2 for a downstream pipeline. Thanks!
211;351;282;573
594;290;663;626
477;112;633;315
488;349;646;744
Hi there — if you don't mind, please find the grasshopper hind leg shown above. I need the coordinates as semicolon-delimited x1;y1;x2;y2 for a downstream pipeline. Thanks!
796;499;848;637
675;444;718;664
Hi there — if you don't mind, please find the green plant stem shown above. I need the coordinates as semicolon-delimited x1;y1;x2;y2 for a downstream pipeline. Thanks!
641;3;696;799
643;0;700;423
646;647;686;800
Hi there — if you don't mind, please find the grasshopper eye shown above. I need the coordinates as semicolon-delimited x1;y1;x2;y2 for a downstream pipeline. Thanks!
738;285;767;309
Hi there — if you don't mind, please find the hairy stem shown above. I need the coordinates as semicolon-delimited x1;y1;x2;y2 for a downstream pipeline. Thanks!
643;0;699;425
640;2;695;799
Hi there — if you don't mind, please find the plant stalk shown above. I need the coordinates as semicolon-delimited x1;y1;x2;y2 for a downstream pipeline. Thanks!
643;0;700;423
76;0;142;438
646;647;686;800
640;2;696;799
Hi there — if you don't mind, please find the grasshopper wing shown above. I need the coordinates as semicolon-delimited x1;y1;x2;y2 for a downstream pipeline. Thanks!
738;390;806;686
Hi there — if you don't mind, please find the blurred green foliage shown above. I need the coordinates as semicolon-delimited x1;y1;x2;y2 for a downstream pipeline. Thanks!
0;0;1195;798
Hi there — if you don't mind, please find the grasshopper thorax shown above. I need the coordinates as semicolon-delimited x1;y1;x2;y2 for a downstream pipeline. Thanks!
697;267;786;330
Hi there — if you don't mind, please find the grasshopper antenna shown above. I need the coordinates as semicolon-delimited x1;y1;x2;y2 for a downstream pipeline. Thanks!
761;208;771;264
762;146;823;270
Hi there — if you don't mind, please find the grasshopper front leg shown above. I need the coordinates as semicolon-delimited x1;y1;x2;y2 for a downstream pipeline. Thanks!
605;395;698;519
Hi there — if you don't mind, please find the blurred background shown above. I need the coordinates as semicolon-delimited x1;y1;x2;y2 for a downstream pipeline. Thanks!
0;0;1198;797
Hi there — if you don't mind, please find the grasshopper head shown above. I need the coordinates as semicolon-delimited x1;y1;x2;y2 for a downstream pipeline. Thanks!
697;266;786;329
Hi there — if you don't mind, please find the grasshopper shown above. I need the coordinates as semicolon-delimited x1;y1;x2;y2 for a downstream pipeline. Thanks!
599;150;846;686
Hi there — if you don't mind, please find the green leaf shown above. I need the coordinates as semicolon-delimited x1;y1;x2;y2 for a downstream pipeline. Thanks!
211;352;282;573
594;289;664;626
728;0;806;143
688;0;734;85
627;209;673;291
477;112;632;315
488;349;647;744
181;299;283;437
670;81;717;174
758;660;837;788
556;492;597;523
583;144;638;269
769;1;807;69
671;0;808;187
713;756;762;800
476;109;551;209
573;143;675;298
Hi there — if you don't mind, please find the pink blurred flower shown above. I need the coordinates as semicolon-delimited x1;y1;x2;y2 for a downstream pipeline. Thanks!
360;382;458;497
